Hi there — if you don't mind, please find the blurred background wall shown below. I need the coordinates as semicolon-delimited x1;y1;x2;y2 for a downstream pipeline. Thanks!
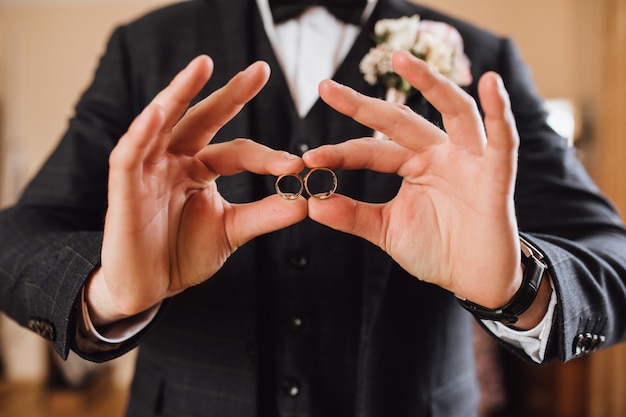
0;0;625;416
0;0;607;207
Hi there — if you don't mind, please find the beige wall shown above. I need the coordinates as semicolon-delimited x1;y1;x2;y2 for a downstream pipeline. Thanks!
0;1;176;206
0;1;178;385
420;0;603;104
0;0;604;206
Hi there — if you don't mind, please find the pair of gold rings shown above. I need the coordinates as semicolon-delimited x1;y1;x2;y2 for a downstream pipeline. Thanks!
275;167;338;200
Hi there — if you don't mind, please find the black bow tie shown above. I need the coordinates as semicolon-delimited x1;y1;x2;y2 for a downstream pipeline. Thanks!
268;0;367;25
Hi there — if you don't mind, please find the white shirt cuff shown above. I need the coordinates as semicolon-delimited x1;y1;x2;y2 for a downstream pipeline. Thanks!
80;287;160;344
481;277;558;363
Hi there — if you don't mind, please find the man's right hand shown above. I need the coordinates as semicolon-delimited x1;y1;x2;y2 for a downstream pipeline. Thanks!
87;56;307;326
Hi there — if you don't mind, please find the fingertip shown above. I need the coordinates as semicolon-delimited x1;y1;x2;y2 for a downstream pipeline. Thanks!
391;49;414;68
392;50;430;78
248;60;271;83
479;72;509;115
277;150;305;173
229;61;271;99
301;147;317;165
282;150;302;161
258;60;271;76
492;72;506;96
199;54;214;68
479;72;508;102
479;72;519;150
188;54;214;77
301;146;335;170
318;79;338;99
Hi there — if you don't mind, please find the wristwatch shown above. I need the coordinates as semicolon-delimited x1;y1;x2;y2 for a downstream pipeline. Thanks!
456;236;547;325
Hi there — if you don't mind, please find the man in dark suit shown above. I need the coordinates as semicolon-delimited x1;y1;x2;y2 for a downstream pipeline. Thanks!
1;0;626;416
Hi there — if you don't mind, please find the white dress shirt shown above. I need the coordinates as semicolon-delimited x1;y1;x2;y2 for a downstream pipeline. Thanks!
256;0;378;116
82;0;557;364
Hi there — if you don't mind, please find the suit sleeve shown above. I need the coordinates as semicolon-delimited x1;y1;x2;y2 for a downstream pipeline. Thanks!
0;26;154;362
480;37;626;363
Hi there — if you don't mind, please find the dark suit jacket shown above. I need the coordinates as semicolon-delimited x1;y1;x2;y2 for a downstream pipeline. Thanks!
2;0;626;416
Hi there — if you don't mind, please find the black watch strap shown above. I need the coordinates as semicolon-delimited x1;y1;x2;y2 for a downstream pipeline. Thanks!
456;236;547;325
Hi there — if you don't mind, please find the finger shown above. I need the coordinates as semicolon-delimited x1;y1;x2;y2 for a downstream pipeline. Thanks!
302;138;411;173
318;79;447;151
477;72;520;196
151;55;214;125
107;57;210;173
307;193;384;248
196;138;304;176
171;61;271;154
227;195;308;248
478;72;520;156
109;103;166;187
131;55;213;162
392;51;486;154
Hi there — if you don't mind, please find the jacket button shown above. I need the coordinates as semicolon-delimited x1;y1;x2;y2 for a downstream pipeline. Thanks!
288;252;308;269
282;378;301;397
27;318;56;341
573;332;606;356
293;142;310;156
288;315;303;332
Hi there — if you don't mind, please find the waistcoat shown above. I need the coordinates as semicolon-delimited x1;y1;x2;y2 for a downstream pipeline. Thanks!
127;2;479;416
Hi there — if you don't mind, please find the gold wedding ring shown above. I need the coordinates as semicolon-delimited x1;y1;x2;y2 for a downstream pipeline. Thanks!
275;168;338;200
303;167;338;200
275;173;304;200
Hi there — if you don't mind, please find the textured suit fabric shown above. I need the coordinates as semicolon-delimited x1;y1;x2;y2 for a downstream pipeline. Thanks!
1;0;626;416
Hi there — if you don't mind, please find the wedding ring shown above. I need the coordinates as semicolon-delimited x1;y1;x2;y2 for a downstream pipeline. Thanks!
303;167;338;200
275;173;304;200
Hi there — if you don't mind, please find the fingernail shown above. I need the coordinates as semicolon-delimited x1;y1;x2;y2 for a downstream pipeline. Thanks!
283;152;300;160
324;79;343;89
302;147;318;157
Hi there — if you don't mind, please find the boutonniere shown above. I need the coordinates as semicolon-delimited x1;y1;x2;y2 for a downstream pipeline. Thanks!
359;15;473;138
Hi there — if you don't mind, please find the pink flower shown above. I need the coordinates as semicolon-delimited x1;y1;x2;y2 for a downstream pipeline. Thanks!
360;15;473;139
414;20;472;86
360;15;473;95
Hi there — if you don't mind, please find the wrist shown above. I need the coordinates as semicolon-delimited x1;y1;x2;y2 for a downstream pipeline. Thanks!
512;273;552;330
85;267;128;327
457;236;549;328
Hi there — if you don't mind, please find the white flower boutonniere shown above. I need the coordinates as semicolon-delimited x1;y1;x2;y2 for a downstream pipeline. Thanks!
359;15;473;138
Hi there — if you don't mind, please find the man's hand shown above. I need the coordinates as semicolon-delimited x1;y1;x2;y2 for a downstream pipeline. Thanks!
305;50;524;313
88;56;307;326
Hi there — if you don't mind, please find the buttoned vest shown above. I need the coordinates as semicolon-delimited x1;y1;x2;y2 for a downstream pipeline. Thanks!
127;3;479;416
